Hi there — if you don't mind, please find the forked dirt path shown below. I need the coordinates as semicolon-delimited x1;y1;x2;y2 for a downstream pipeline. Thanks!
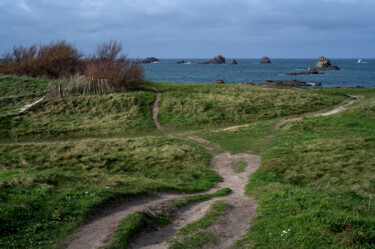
131;152;260;249
65;90;362;249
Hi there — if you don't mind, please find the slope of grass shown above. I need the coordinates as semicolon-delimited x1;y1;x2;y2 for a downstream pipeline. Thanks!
0;74;55;117
152;82;347;131
232;90;375;248
0;137;220;248
0;90;158;141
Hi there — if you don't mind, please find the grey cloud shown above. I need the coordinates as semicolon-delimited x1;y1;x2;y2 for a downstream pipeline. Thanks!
0;0;374;58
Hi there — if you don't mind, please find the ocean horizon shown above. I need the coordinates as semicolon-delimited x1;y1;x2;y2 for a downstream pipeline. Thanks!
142;58;375;88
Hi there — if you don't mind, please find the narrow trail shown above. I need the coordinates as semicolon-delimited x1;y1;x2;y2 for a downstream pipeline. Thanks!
275;95;363;129
151;87;171;136
62;90;363;249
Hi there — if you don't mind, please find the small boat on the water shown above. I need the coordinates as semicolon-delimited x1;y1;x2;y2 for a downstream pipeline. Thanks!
358;59;362;63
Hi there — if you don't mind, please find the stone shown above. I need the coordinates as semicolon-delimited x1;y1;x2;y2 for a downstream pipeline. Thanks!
286;69;323;75
237;82;254;85
142;57;159;63
177;59;185;64
199;55;226;64
230;59;237;65
213;79;225;84
312;56;340;70
314;82;322;86
260;56;272;64
258;80;311;88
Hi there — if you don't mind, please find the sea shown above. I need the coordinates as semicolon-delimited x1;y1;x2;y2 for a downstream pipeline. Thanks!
143;59;375;88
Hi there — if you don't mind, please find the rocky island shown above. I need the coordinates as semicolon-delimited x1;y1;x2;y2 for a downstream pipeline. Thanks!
286;69;324;75
260;56;272;64
199;55;226;64
311;56;340;70
142;57;159;63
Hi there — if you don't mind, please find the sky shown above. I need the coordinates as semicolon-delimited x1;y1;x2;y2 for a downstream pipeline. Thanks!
1;0;374;58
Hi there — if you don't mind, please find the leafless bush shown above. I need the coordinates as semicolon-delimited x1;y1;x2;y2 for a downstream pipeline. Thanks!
0;40;83;78
84;40;144;91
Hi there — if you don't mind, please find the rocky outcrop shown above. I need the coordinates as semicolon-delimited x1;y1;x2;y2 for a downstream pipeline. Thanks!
177;59;185;64
258;80;311;88
314;82;322;86
142;57;159;63
230;59;237;65
312;56;340;70
199;55;226;64
237;82;254;85
260;56;272;64
213;79;225;84
286;69;324;75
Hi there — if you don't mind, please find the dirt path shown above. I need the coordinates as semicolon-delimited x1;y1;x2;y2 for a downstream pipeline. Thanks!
131;152;260;249
65;90;363;249
275;95;363;129
151;87;171;136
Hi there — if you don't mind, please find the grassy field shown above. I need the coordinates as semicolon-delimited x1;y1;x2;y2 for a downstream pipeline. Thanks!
0;136;220;248
197;87;375;248
1;74;371;248
152;82;347;131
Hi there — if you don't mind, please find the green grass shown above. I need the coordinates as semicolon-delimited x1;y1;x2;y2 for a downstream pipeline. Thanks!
105;211;147;249
0;90;158;141
0;137;220;248
0;75;55;117
232;161;248;173
2;75;373;248
231;90;375;248
151;81;347;131
168;200;229;249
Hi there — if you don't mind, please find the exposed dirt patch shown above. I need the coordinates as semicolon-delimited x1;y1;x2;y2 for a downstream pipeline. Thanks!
131;152;260;249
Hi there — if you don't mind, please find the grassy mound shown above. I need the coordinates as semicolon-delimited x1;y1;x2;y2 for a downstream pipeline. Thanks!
153;82;347;130
0;89;157;141
0;75;55;117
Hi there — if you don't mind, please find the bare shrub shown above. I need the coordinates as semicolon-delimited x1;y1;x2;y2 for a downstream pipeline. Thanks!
84;40;144;91
35;40;83;78
0;40;83;78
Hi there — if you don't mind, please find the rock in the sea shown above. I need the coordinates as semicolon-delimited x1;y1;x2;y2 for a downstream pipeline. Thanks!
314;82;322;86
312;56;340;70
142;57;159;63
286;69;323;75
177;59;185;64
258;80;311;88
199;55;226;64
213;79;225;84
260;56;272;64
238;82;254;85
230;59;237;65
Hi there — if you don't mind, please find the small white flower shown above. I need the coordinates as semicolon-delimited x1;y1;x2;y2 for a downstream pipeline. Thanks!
288;229;291;232
85;192;88;194
106;186;110;189
283;230;288;233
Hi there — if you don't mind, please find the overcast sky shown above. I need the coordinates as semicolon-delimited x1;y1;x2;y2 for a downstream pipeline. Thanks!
1;0;374;58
